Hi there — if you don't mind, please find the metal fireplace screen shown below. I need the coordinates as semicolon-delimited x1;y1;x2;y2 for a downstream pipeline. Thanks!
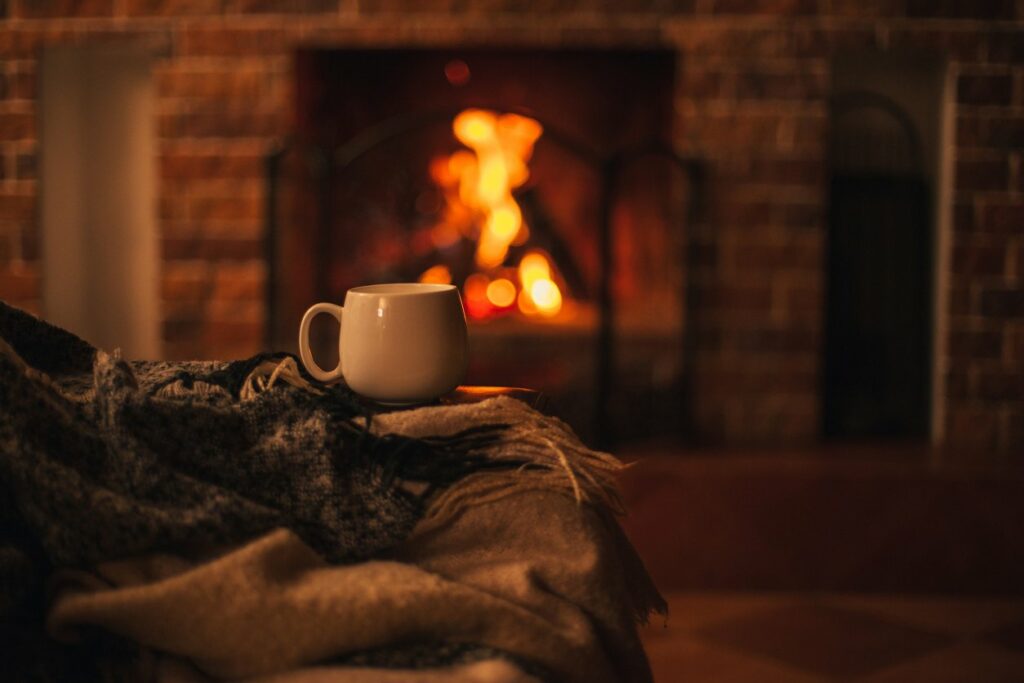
265;48;703;446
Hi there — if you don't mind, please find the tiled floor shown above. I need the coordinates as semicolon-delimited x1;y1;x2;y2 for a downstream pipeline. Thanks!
641;592;1024;682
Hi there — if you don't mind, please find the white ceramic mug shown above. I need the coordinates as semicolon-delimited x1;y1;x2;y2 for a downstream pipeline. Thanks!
298;283;468;404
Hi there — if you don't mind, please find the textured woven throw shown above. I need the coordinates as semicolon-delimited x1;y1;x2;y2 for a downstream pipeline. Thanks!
0;301;644;682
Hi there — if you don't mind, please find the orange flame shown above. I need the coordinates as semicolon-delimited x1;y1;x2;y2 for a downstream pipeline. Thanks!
419;109;564;320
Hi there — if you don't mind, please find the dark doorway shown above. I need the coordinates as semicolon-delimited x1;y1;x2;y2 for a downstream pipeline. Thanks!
823;91;933;439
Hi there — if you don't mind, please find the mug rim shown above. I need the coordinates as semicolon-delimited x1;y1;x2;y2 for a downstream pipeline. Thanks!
348;283;457;296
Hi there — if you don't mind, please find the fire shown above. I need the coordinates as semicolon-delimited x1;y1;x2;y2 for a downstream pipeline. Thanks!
518;250;562;317
419;109;566;321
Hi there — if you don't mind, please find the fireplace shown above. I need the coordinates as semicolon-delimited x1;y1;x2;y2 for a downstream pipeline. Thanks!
266;48;704;445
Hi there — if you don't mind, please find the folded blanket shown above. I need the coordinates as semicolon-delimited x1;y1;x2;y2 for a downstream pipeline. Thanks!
0;301;664;682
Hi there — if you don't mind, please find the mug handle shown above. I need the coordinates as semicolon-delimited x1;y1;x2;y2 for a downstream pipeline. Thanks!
298;303;345;383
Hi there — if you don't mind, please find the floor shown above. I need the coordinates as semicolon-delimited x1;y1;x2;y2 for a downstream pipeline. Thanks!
617;450;1024;681
617;452;1024;594
640;591;1024;682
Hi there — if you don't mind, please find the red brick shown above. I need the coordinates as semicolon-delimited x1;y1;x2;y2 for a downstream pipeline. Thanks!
986;117;1024;149
227;0;339;11
160;148;265;180
7;66;36;101
956;158;1009;192
162;316;204;344
948;329;1004;359
979;286;1024;317
986;29;1024;64
159;194;187;221
161;236;263;260
958;73;1014;106
20;223;39;260
728;323;820;353
0;264;40;301
161;262;208;302
707;282;774;311
0;31;32;59
0;193;35;222
1008;324;1024;362
906;0;1015;20
679;109;825;154
945;369;970;399
15;151;36;180
949;285;973;316
0;112;36;141
121;0;227;15
975;370;1024;401
945;405;999;449
1002;409;1023;451
777;280;821;315
774;202;823;229
711;0;817;14
953;202;975;232
978;203;1024;233
734;69;827;101
157;67;265;100
957;115;982;147
669;23;819;62
210;261;264;300
716;199;771;228
179;26;293;57
11;0;115;18
746;158;825;188
888;28;985;63
188;194;261;221
201;319;263;354
952;243;1008;276
679;68;732;99
160;109;284;138
824;0;904;17
731;238;821;270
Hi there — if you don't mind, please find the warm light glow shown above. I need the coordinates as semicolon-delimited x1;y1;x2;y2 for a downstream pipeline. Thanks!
516;250;563;318
463;273;492;320
418;264;452;285
519;251;551;289
422;110;568;321
487;203;520;240
454;110;496;146
530;279;562;317
517;287;537;316
448;109;542;269
444;59;471;86
486;278;517;308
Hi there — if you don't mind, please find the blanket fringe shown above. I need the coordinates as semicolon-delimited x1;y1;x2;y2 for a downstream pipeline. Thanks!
239;357;324;401
364;397;627;530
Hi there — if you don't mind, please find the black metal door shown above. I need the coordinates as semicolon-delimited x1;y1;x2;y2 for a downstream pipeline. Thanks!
823;173;932;438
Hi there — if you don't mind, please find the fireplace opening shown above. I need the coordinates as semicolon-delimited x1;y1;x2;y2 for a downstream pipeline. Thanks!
267;48;703;446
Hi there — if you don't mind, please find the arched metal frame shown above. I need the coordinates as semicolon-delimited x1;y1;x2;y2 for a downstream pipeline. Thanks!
266;106;706;447
829;89;926;175
822;89;933;439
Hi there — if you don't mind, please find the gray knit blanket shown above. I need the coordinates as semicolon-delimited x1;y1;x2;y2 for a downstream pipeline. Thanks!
0;301;527;681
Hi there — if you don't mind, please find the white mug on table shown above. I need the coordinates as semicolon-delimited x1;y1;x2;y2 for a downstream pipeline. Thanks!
298;283;468;404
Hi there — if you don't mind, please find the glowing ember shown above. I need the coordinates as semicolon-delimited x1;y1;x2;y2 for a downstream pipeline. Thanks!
517;249;562;317
418;264;452;285
419;109;567;321
486;278;517;308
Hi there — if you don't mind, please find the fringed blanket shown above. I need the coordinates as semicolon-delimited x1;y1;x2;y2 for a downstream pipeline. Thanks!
0;301;664;683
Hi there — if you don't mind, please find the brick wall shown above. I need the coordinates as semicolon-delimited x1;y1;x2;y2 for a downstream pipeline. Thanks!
0;1;1020;452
